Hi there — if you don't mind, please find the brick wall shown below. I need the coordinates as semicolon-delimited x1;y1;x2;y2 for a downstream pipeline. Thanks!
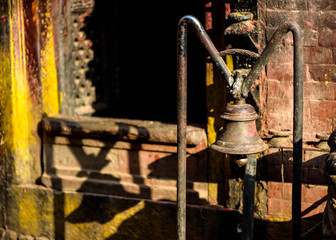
255;0;336;222
259;0;336;141
263;148;328;220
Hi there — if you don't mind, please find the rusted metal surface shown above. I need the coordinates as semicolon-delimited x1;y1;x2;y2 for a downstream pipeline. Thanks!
224;20;257;36
235;157;248;167
210;101;268;155
178;15;233;88
224;10;259;52
218;49;260;59
241;22;303;98
239;22;303;240
177;15;303;240
177;15;233;240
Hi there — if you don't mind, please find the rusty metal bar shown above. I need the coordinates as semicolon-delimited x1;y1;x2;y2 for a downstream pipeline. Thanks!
241;22;302;98
178;15;233;88
178;16;303;240
218;49;260;59
177;15;232;240
177;17;187;240
242;22;303;240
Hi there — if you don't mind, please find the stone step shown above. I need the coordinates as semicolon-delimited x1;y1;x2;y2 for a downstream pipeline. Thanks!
41;115;209;204
41;171;208;205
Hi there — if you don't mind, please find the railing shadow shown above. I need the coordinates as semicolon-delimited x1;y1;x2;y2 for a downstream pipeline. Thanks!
42;118;219;239
42;115;331;239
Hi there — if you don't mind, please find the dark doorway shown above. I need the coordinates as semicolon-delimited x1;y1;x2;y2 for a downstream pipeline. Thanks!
87;1;206;124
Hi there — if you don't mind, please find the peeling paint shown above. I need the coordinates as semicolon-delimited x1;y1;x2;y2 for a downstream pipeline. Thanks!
38;0;59;116
8;0;32;183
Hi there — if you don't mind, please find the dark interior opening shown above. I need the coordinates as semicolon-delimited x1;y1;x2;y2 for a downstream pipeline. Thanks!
86;0;206;124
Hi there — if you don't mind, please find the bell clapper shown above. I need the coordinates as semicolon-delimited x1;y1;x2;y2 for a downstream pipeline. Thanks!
235;157;248;167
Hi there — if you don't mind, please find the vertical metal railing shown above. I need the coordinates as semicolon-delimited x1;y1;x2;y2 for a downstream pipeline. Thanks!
242;154;257;240
177;15;303;240
177;15;232;240
241;23;303;239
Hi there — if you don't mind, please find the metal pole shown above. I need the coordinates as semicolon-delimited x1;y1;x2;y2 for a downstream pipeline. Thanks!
177;15;232;240
241;22;303;240
242;154;257;240
177;18;187;240
292;24;303;240
177;16;303;240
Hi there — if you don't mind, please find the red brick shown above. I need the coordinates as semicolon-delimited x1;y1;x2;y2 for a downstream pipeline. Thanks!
268;44;294;63
304;47;333;64
304;117;333;139
266;113;293;133
267;0;308;10
267;80;280;97
267;12;316;47
309;100;336;118
304;81;335;100
267;181;283;198
308;64;336;82
303;133;314;142
308;0;336;10
319;202;327;213
304;150;328;162
301;202;322;218
266;63;293;81
266;26;277;42
268;198;292;217
259;10;267;27
302;185;327;203
266;112;293;132
302;28;319;47
318;29;336;47
267;97;293;115
263;148;281;156
315;11;336;29
303;99;311;124
266;10;295;28
278;80;294;99
283;182;293;200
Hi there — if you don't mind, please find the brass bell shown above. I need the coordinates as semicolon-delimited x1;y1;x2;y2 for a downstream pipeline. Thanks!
211;102;268;155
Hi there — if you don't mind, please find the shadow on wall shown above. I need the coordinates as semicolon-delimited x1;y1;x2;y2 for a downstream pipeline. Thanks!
51;147;329;239
50;122;151;239
259;150;328;239
260;150;328;185
224;149;329;239
42;119;331;240
45;121;241;240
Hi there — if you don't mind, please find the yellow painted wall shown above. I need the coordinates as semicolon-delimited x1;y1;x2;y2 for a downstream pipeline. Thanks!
0;0;59;184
